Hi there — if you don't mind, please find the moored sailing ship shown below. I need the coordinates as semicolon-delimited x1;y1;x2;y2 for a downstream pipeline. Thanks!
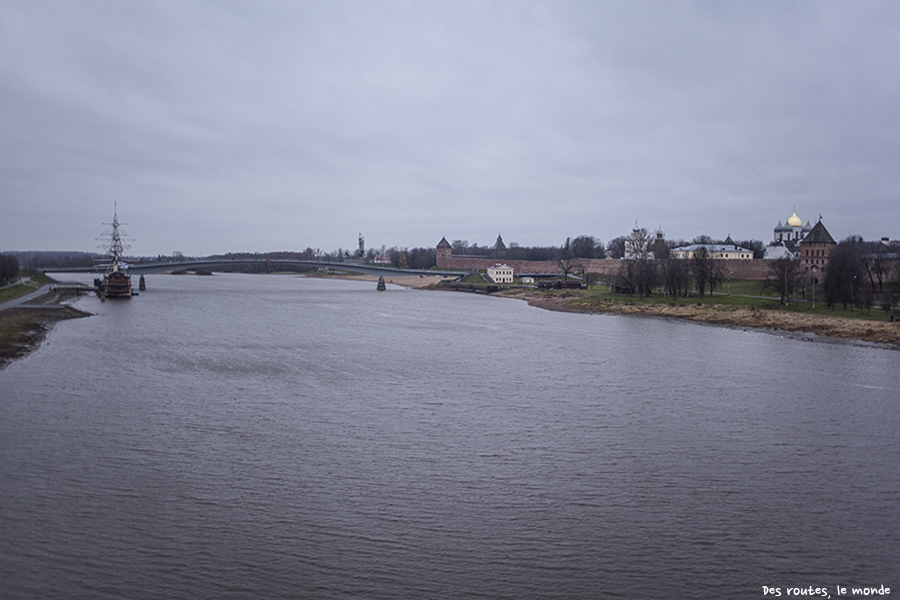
95;206;133;299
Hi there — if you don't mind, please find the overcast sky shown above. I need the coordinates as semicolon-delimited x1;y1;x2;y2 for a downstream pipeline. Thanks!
2;1;899;257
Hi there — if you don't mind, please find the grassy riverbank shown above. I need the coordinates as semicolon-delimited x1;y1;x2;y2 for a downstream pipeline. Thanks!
494;285;900;349
324;272;900;348
0;274;92;369
0;271;56;303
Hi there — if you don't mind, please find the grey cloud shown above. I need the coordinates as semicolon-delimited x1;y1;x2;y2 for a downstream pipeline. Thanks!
2;1;898;255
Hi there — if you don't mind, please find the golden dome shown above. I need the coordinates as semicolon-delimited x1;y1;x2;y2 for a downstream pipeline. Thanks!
787;210;802;227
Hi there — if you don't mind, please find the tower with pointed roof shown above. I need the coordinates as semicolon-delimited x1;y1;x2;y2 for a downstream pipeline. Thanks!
492;234;507;258
799;218;836;271
436;236;452;262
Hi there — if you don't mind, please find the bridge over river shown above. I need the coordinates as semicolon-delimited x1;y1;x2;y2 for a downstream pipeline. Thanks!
44;259;468;279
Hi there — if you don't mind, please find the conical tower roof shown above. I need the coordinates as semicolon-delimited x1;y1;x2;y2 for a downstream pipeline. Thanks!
802;220;835;244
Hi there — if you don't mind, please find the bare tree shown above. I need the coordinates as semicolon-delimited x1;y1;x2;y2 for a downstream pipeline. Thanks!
451;239;469;255
625;227;654;259
618;256;657;299
860;241;891;297
557;238;583;280
824;236;864;310
690;247;721;297
763;257;802;305
572;235;603;258
606;236;627;259
661;258;690;297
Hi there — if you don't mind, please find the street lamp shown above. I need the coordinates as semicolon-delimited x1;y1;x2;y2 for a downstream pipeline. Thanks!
728;270;733;295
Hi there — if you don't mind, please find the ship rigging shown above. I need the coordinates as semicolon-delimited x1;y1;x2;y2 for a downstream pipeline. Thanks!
95;205;134;299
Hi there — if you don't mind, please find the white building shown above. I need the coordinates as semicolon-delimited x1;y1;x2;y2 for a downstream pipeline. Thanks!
763;242;796;260
487;264;514;283
671;243;754;260
765;209;814;258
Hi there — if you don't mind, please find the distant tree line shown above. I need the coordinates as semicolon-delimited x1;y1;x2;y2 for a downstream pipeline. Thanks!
208;249;319;262
388;247;435;270
1;253;19;285
449;233;765;262
204;249;321;273
451;234;608;262
12;251;96;271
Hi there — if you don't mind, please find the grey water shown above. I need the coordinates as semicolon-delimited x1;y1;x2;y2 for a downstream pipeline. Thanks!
1;273;897;599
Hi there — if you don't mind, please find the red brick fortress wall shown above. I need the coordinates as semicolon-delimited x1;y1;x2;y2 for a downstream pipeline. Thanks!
437;256;774;280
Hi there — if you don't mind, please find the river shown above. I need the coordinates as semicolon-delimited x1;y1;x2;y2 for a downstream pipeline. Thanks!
1;273;897;599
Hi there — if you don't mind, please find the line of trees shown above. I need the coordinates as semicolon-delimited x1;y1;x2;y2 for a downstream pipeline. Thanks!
760;236;899;311
451;234;607;262
822;236;899;312
617;250;724;299
11;251;96;271
573;234;764;260
447;233;765;262
389;247;436;270
0;253;19;285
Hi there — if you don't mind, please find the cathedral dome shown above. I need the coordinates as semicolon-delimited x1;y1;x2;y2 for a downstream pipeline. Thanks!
787;210;802;227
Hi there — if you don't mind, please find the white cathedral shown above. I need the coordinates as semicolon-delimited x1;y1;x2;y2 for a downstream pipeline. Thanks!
765;210;814;259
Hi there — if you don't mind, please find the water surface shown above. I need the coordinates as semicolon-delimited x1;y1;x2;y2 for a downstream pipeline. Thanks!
1;274;897;599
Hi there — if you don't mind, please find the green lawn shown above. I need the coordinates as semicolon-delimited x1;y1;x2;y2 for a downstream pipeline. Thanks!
0;272;56;304
575;280;896;323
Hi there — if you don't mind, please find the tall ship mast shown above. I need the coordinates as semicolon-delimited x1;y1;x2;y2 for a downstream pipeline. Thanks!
95;204;133;298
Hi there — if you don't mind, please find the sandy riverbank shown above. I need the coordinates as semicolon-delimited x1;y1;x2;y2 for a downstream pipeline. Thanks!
319;273;458;289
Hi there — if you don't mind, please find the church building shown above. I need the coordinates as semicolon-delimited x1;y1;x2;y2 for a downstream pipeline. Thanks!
774;210;813;243
765;209;814;259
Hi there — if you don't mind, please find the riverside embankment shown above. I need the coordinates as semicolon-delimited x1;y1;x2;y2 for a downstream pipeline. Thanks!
0;281;91;369
324;272;900;349
500;288;900;349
